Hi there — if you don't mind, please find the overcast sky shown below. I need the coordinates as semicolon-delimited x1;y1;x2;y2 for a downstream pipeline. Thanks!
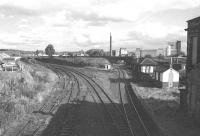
0;0;200;52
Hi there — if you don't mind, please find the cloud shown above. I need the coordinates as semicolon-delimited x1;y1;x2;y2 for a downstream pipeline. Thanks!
139;6;200;27
0;0;199;51
0;5;40;17
126;31;186;50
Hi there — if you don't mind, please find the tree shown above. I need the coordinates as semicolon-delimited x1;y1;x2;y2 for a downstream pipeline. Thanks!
144;54;152;58
45;44;55;57
35;50;39;56
86;49;105;57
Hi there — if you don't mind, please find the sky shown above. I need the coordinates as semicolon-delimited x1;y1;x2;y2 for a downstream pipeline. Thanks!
0;0;200;52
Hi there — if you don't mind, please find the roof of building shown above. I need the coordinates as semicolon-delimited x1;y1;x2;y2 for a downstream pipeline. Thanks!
2;58;16;63
140;58;158;66
0;53;10;60
155;65;170;73
187;16;200;22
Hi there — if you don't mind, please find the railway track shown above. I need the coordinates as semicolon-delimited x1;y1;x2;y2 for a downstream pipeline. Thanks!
118;69;151;136
51;64;137;136
15;59;160;136
50;65;118;135
13;62;75;136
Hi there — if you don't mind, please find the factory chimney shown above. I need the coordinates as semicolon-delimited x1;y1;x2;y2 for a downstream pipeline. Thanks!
110;32;112;56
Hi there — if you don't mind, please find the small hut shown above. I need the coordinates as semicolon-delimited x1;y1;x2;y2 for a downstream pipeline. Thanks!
155;66;179;88
140;58;157;76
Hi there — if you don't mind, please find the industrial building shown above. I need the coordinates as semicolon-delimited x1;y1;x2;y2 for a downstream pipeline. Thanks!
135;48;165;58
166;41;181;56
112;48;128;57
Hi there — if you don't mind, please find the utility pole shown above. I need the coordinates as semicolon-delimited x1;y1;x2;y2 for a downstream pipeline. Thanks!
110;32;112;57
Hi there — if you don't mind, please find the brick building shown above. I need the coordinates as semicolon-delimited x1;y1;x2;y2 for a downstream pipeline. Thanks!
185;16;200;122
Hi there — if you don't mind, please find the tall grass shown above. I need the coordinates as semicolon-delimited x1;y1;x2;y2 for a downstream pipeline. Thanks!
0;60;58;135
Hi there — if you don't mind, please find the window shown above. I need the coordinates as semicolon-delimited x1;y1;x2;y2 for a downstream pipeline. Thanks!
192;37;198;65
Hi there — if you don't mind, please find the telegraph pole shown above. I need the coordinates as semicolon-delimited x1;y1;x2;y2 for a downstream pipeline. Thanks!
110;32;112;56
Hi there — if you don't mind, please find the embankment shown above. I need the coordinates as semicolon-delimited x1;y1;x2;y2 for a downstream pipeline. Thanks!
0;60;58;135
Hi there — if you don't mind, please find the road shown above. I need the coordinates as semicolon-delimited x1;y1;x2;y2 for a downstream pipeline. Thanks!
16;61;163;136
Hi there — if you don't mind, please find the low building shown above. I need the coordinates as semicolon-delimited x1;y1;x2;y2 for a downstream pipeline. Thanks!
155;67;179;88
140;58;158;75
2;57;18;71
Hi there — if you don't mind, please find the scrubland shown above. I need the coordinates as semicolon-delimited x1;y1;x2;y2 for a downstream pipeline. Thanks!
0;61;58;135
131;82;200;136
36;57;111;68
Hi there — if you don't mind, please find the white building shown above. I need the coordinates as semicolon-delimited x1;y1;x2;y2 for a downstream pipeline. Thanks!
120;48;128;56
2;57;18;71
155;67;179;88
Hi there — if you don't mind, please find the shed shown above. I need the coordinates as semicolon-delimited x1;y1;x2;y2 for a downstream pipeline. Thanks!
2;57;18;71
140;58;157;74
155;67;179;88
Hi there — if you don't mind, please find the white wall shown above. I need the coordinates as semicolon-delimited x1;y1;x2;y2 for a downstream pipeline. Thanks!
141;66;145;73
116;50;120;56
167;45;171;56
162;68;179;82
120;49;128;56
141;66;154;73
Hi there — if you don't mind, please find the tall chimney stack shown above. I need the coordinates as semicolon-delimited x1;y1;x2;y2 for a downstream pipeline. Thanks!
110;32;112;56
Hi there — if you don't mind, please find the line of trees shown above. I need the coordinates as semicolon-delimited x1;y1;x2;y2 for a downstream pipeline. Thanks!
86;49;105;57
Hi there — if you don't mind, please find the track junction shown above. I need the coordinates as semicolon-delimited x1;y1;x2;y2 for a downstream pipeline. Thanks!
14;59;163;136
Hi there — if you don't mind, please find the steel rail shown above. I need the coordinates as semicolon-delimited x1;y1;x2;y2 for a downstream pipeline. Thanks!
54;65;134;136
33;61;146;136
31;71;75;136
15;61;74;136
118;69;136;136
120;69;151;136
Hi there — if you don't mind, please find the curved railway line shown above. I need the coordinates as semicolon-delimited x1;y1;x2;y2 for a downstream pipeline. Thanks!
13;59;162;136
46;63;152;136
14;61;77;136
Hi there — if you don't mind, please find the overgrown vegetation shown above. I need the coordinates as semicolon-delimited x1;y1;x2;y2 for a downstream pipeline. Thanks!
36;57;111;68
0;60;58;135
